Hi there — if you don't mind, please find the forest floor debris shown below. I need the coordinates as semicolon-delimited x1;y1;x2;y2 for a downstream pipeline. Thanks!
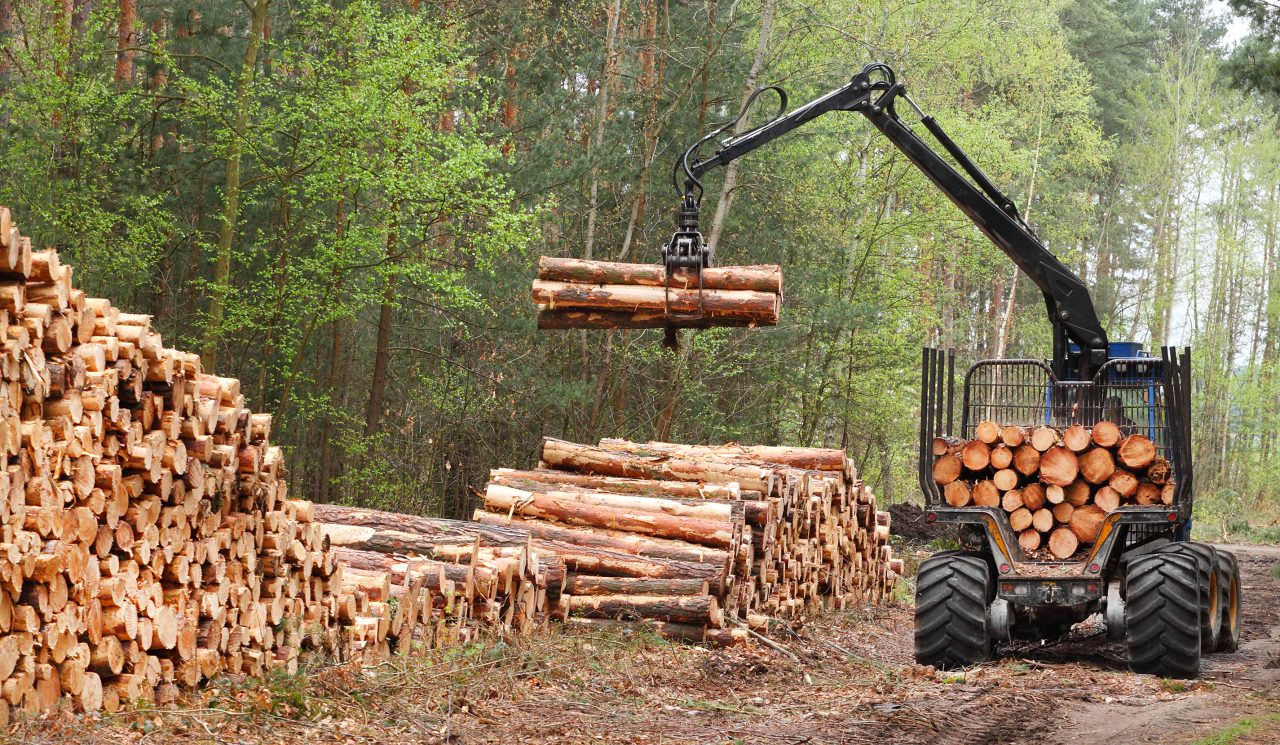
10;543;1279;744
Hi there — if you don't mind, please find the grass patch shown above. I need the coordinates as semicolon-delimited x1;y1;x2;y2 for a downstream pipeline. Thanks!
1193;714;1280;745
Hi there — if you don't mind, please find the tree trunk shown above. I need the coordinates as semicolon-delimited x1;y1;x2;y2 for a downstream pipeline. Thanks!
705;0;775;253
202;0;271;371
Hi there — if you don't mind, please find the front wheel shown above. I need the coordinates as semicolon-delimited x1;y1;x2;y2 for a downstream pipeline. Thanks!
914;553;992;669
1125;552;1202;678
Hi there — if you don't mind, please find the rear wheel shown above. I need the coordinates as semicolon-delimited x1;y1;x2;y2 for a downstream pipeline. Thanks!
1215;551;1241;652
1125;552;1201;678
1155;542;1220;652
915;553;992;669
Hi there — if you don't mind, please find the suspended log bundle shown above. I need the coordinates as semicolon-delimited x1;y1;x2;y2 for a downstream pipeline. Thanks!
471;437;899;644
932;421;1174;560
0;209;366;718
532;257;783;330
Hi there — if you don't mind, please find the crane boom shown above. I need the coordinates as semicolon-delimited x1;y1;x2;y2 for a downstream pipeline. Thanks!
669;63;1109;379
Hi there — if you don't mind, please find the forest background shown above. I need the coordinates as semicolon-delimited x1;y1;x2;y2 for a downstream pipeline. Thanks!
2;0;1279;540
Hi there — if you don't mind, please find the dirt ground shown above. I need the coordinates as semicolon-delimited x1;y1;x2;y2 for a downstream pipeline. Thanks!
11;543;1280;744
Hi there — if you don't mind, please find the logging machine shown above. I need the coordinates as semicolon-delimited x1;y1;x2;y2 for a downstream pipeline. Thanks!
668;62;1240;677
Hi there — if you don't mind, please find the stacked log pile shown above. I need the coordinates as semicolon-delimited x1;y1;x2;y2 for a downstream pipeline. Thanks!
931;421;1174;560
0;207;355;719
472;437;901;643
313;503;564;655
531;257;783;330
0;207;544;719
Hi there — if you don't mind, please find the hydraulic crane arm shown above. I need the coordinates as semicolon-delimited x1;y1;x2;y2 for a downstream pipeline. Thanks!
669;63;1109;379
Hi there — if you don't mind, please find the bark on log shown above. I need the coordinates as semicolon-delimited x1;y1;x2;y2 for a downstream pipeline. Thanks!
537;257;783;294
567;593;723;627
471;510;729;565
541;438;775;493
483;483;736;548
565;575;709;596
313;503;529;547
531;280;779;322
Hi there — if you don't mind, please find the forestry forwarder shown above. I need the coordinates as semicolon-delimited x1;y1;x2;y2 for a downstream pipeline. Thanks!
668;62;1240;678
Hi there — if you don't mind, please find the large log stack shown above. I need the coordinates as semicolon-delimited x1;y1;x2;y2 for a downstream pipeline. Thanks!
0;208;357;719
931;421;1174;560
531;257;783;330
472;437;900;643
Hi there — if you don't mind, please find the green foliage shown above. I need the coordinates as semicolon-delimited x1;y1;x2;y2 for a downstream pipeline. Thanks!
0;0;1277;523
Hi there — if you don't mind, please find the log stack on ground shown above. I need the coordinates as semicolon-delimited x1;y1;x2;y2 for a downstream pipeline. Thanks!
313;503;564;651
931;421;1174;560
471;437;899;644
531;257;783;330
0;207;363;718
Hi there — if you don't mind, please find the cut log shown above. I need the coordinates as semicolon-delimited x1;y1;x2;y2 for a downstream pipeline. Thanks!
313;503;530;547
1146;458;1171;485
1009;507;1033;531
1064;480;1092;507
1117;435;1156;470
932;455;962;486
989;445;1013;470
1107;469;1138;498
972;480;1000;508
531;280;779;323
1069;505;1106;543
1091;421;1122;448
960;440;990;471
540;438;774;492
537;257;782;293
1048;527;1079;559
931;437;962;457
537;309;762;330
565;575;709;597
1078;447;1115;485
1051;502;1074;524
1013;445;1041;477
470;511;728;565
1039;446;1079;487
1093;486;1120;513
1001;489;1023;512
491;469;746;500
1001;426;1026;448
992;468;1019;492
1031;508;1054;533
1045;484;1065;505
975;420;1001;445
482;483;735;548
1062;424;1092;452
1021;482;1047;512
1030;426;1058;452
1018;529;1041;552
567;594;723;627
1135;482;1162;506
943;481;971;508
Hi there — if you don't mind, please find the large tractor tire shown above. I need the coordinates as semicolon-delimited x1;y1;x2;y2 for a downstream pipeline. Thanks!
1214;551;1242;653
1125;552;1202;678
1155;542;1221;652
914;552;993;669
